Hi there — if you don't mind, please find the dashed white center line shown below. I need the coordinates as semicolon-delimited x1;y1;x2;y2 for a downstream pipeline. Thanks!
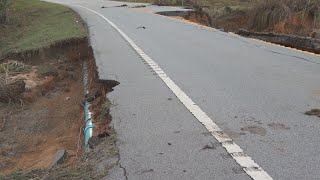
73;4;273;180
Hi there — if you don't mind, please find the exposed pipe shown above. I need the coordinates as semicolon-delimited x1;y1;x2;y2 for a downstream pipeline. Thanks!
82;61;95;150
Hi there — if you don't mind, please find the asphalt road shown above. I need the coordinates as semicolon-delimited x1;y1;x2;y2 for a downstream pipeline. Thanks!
49;0;320;179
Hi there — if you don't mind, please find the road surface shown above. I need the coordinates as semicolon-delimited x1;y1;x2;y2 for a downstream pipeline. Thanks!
49;0;320;179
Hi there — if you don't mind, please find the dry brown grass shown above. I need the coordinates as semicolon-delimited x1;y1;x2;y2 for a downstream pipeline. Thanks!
249;0;320;31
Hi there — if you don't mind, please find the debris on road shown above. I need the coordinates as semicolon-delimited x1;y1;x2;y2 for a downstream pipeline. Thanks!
115;4;127;7
131;5;146;8
305;109;320;117
268;123;290;130
136;26;146;29
241;125;267;136
201;144;216;150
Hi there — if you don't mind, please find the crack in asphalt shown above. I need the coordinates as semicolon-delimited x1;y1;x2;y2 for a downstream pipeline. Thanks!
118;155;128;180
115;139;128;180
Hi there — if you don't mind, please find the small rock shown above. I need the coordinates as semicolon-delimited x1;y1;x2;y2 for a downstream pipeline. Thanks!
310;30;320;39
305;109;320;116
168;143;172;146
201;144;216;150
136;26;146;29
65;97;71;101
51;149;67;167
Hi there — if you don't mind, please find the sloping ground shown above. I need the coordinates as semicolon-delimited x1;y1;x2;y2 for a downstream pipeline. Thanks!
0;0;120;178
0;45;85;174
131;0;320;53
0;45;119;179
0;0;89;173
0;0;87;58
238;29;320;53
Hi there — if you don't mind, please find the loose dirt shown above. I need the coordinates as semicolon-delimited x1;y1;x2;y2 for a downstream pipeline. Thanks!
305;109;320;117
268;123;290;130
241;125;267;136
0;45;84;175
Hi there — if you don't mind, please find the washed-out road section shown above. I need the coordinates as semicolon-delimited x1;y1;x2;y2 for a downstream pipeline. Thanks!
48;0;320;179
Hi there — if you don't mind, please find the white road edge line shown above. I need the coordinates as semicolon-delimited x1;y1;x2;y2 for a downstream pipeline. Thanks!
74;5;273;180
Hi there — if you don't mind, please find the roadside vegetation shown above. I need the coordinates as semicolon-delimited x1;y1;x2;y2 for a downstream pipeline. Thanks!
248;0;320;35
0;0;87;57
0;0;10;24
0;0;91;179
120;0;320;37
0;0;118;179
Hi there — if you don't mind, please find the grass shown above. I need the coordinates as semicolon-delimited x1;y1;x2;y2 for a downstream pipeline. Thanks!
0;0;10;23
0;165;95;180
249;0;320;31
36;64;58;77
114;0;254;7
0;0;87;56
0;169;47;180
119;0;319;36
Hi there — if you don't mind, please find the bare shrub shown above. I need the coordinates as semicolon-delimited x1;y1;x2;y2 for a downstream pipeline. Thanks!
248;0;320;31
0;0;10;24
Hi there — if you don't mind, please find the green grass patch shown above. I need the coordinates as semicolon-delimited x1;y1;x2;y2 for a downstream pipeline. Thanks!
0;0;87;56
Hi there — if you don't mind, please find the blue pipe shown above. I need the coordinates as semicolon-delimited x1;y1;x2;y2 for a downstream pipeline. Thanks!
83;62;95;149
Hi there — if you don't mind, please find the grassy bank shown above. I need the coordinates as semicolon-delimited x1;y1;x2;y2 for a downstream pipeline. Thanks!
0;0;87;56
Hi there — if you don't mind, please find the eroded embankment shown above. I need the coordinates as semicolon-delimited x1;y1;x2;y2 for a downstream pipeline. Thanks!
156;9;320;54
0;38;120;179
156;9;212;27
238;29;320;54
0;38;88;175
1;38;88;64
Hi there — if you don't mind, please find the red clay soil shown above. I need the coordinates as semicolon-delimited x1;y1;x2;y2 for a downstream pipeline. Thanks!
213;14;248;32
185;10;213;26
0;43;86;175
273;14;314;36
86;47;119;138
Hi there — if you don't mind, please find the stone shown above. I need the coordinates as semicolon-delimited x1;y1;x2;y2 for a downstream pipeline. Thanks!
310;30;320;39
51;149;67;167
